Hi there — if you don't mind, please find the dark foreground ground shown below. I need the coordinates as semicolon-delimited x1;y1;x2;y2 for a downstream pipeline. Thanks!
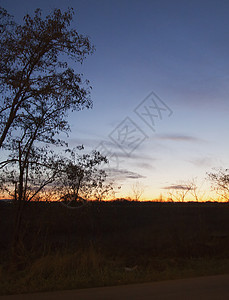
1;274;229;300
1;201;229;294
1;201;229;258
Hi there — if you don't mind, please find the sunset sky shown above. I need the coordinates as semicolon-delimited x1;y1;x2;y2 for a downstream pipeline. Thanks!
1;0;229;200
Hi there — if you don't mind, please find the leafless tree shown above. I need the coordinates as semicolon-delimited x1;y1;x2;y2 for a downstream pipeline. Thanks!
208;168;229;201
131;181;144;201
0;6;94;264
164;183;192;202
188;178;206;202
56;147;113;207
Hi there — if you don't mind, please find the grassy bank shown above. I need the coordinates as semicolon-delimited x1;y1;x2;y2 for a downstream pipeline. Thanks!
1;248;229;295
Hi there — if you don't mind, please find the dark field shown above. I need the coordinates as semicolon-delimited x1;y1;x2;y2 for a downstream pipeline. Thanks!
1;201;229;294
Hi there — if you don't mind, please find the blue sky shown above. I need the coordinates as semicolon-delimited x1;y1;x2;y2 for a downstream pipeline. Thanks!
1;0;229;200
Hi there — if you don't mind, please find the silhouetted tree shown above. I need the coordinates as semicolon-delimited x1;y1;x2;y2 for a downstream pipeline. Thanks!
0;139;62;256
0;7;94;149
188;178;206;202
0;6;94;265
165;183;192;202
57;147;111;208
208;168;229;201
131;181;144;201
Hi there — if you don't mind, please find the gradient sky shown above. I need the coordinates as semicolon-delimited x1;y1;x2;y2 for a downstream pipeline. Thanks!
1;0;229;200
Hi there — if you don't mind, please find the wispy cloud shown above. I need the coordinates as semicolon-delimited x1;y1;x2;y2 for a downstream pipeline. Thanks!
188;157;215;168
162;184;193;190
135;162;155;170
156;134;204;143
106;168;145;180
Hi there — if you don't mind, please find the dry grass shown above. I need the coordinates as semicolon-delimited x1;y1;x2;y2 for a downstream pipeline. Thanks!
1;246;229;295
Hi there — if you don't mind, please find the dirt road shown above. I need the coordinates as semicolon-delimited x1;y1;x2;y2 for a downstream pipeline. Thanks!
1;274;229;300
